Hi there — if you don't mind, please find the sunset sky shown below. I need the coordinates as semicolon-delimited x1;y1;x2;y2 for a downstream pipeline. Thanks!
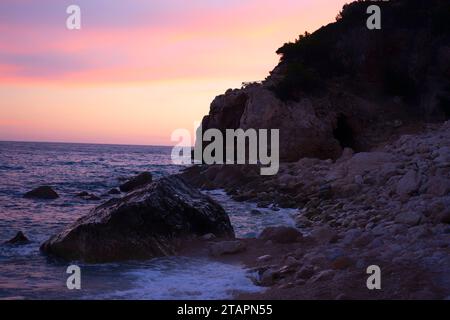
0;0;348;145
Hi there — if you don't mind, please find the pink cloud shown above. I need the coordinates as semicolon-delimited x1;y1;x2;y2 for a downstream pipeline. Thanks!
0;0;348;84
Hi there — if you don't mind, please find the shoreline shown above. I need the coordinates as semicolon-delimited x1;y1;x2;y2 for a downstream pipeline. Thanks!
180;121;450;300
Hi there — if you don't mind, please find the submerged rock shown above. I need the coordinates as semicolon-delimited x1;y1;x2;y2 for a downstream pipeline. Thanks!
41;176;234;263
24;186;59;200
4;232;30;245
119;172;153;193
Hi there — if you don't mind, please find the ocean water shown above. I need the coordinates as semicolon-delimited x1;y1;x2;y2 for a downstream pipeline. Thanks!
0;141;294;300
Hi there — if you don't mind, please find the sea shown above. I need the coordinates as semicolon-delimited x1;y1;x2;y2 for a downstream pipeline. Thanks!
0;141;296;300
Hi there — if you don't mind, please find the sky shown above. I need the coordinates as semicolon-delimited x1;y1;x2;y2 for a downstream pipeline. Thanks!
0;0;348;146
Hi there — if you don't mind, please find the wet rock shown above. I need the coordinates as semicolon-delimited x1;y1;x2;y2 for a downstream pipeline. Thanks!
108;188;121;195
257;255;273;263
201;233;217;241
257;200;272;208
258;226;303;244
4;232;30;245
250;209;263;215
209;241;246;256
295;215;312;228
260;268;276;286
41;176;234;263
76;192;101;201
24;186;59;200
119;172;153;193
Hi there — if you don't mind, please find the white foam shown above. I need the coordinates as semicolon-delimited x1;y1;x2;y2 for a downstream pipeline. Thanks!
86;257;263;300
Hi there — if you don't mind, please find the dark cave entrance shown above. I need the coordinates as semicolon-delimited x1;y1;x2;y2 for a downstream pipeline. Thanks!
333;115;356;150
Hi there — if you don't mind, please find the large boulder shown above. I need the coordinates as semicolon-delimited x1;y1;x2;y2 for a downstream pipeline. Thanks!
41;176;234;263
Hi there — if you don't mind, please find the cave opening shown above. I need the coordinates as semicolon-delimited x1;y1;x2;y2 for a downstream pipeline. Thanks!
333;115;356;150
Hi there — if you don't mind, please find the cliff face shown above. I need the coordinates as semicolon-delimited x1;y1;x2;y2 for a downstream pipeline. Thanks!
201;0;450;162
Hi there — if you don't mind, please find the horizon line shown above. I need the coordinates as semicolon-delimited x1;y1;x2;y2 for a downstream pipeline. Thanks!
0;139;183;148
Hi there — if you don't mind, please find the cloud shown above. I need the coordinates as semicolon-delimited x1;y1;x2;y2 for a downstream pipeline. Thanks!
0;0;348;83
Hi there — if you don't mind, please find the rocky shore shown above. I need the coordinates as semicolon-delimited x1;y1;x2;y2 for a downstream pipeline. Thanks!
36;121;450;299
178;121;450;299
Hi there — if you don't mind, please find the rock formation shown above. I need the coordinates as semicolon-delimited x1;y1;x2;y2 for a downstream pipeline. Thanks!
4;232;30;245
200;0;450;161
24;186;59;200
41;176;234;263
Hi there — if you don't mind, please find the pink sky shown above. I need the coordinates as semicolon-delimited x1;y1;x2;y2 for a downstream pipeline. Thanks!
0;0;349;145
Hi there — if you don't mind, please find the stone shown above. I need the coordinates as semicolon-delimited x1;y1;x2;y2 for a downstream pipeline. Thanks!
311;225;338;244
41;176;234;263
108;188;121;195
295;215;312;228
296;265;315;280
437;209;450;224
426;176;450;197
258;226;303;244
260;269;276;286
119;172;153;193
354;175;364;185
257;255;273;263
4;232;30;245
77;192;100;201
209;241;246;256
395;211;423;226
341;229;363;245
24;186;59;200
201;233;217;241
332;257;353;270
285;256;300;267
310;270;335;283
250;209;263;215
396;170;421;196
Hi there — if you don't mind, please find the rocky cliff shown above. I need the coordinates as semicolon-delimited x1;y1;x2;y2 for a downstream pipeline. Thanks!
201;0;450;161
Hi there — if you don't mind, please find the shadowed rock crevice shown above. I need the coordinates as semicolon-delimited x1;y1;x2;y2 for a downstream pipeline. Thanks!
333;114;357;151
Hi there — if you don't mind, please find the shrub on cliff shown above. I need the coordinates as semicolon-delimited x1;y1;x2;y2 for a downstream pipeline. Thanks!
270;62;322;101
270;0;450;109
